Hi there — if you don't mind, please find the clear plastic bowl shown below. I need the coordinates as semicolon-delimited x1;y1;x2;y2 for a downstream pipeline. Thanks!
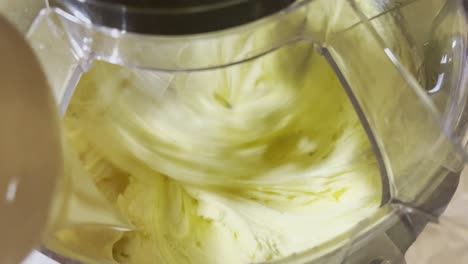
2;0;468;263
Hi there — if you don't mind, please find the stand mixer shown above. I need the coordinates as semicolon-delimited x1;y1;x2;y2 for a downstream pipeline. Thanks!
0;0;467;264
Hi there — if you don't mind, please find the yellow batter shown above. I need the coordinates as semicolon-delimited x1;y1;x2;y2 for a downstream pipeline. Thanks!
63;41;381;264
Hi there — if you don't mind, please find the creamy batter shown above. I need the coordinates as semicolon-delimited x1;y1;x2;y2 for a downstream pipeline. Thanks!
63;40;381;264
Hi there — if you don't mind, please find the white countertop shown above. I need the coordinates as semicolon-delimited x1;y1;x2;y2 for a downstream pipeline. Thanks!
22;251;58;264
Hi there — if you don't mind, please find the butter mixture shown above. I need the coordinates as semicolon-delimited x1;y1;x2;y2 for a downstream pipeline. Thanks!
63;41;382;264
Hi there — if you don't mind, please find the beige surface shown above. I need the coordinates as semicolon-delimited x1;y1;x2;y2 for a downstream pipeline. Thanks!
0;15;61;264
405;167;468;264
